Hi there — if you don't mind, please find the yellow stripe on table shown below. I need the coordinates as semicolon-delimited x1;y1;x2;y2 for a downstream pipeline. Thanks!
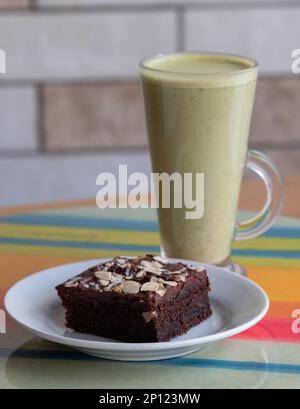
1;224;300;254
0;223;159;245
233;256;300;270
233;237;300;251
0;244;147;259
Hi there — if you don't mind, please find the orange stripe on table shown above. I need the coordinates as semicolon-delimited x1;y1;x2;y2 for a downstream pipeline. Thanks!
0;253;78;287
0;194;152;217
0;199;95;217
247;265;300;302
234;317;300;343
267;301;300;319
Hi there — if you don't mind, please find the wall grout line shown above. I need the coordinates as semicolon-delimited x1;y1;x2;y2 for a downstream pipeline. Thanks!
174;1;300;11
29;0;38;10
249;142;300;150
0;148;149;158
1;143;300;159
27;2;300;12
0;74;299;86
35;84;45;153
0;2;300;16
0;6;174;15
175;6;185;52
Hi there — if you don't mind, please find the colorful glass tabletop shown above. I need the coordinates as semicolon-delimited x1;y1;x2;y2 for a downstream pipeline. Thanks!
0;202;300;389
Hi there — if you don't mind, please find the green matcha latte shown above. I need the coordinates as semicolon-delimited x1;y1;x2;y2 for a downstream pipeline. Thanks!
140;53;257;265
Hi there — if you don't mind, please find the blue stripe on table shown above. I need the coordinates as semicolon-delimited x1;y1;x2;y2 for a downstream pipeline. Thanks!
0;214;158;232
0;237;160;253
1;348;300;375
1;236;300;259
2;214;300;239
231;249;300;259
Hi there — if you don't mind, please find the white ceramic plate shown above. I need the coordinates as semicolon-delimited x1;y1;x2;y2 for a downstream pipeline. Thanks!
5;258;269;361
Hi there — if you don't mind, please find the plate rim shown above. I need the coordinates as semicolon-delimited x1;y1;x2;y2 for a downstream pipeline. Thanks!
4;257;269;352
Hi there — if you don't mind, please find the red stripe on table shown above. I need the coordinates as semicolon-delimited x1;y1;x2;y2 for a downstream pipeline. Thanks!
233;317;300;343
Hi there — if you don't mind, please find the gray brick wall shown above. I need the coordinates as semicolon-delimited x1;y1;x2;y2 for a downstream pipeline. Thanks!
0;86;37;151
0;0;299;205
0;0;29;8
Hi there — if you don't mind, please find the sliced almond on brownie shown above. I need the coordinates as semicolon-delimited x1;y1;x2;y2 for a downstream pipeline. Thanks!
123;280;140;294
140;281;160;292
94;271;112;281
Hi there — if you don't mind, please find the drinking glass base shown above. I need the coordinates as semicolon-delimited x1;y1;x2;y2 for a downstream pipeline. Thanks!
160;248;247;277
222;262;247;277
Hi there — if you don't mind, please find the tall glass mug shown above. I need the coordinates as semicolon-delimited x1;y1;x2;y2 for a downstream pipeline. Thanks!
140;53;283;271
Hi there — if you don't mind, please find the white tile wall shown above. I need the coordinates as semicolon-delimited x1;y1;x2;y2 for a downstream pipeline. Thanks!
0;86;37;151
185;8;300;74
0;151;151;206
0;11;176;81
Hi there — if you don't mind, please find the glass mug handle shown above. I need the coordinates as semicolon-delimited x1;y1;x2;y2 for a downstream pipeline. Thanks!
235;150;284;240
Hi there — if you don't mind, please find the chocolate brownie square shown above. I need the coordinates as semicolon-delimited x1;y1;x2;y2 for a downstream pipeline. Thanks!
56;255;212;343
